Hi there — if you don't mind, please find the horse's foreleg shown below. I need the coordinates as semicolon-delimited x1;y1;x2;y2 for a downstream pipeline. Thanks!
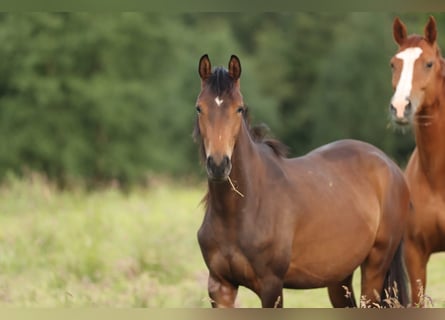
404;238;428;307
258;275;284;308
327;274;357;307
207;274;238;308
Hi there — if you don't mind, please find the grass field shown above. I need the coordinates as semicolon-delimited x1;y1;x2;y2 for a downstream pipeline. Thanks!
0;174;444;307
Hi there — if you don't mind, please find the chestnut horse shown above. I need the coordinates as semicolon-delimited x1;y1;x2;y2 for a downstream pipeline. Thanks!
390;16;445;306
195;54;409;307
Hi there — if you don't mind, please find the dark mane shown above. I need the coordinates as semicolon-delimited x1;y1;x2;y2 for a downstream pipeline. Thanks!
249;121;289;158
207;67;234;96
193;106;288;162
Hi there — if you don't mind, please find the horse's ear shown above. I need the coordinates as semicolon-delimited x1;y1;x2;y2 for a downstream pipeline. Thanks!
228;55;241;81
424;16;437;45
393;17;407;46
199;54;212;81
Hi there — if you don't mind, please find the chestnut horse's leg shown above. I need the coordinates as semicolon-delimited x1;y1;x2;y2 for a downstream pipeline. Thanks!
207;274;238;308
327;274;357;307
404;238;428;307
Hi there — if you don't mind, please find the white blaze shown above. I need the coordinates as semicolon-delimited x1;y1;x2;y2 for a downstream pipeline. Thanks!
215;96;224;106
391;47;423;118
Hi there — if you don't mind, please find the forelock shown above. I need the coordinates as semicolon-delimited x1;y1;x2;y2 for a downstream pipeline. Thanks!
206;67;234;96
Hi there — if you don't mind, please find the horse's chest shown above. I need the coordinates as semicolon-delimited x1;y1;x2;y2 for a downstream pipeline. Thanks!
198;223;264;287
408;178;445;250
214;246;259;289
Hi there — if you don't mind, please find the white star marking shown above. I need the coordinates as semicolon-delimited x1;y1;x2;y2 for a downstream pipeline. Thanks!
215;96;224;106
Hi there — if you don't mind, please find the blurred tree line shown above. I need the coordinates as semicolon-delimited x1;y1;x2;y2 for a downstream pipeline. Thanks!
0;13;440;187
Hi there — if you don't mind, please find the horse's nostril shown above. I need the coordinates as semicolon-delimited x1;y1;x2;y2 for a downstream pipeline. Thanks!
404;101;412;118
207;156;214;168
207;156;229;168
405;101;412;111
390;104;396;114
206;155;231;180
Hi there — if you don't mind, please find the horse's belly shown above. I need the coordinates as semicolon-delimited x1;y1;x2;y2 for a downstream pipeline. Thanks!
283;227;375;289
283;257;363;289
281;192;380;289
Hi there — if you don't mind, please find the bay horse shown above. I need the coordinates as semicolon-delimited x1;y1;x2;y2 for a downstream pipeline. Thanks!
195;54;409;307
390;16;445;306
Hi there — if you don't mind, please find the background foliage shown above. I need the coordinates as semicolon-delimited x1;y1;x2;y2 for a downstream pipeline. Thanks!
0;13;441;187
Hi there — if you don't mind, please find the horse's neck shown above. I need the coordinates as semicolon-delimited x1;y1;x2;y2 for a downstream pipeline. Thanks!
414;86;445;184
207;122;261;216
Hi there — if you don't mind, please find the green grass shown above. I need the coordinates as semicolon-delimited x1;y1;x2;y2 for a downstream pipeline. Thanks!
0;174;444;307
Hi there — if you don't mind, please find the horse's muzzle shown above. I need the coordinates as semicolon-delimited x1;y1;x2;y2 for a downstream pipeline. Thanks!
206;155;232;181
390;100;412;126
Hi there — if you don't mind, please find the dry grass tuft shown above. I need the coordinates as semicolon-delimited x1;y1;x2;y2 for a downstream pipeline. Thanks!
344;282;406;308
413;280;434;308
343;280;436;308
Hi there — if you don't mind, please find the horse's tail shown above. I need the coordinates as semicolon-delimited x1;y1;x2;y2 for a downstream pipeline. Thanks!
381;240;409;307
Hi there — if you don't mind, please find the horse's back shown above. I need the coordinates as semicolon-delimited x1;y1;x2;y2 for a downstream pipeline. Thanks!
302;139;409;213
307;139;399;170
301;139;406;187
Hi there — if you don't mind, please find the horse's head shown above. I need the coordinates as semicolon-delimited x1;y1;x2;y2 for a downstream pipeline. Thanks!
390;16;442;125
194;54;245;181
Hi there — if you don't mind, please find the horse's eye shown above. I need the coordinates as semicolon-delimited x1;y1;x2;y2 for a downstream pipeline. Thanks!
390;62;394;69
426;61;433;68
196;106;202;114
237;107;244;114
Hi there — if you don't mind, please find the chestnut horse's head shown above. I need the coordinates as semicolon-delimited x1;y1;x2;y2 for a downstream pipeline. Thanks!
390;16;443;125
194;54;246;181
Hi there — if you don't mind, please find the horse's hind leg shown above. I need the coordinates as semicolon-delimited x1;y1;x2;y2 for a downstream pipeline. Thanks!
360;245;395;307
328;274;357;307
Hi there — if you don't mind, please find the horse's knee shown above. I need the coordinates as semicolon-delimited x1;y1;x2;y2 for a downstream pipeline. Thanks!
207;275;238;308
